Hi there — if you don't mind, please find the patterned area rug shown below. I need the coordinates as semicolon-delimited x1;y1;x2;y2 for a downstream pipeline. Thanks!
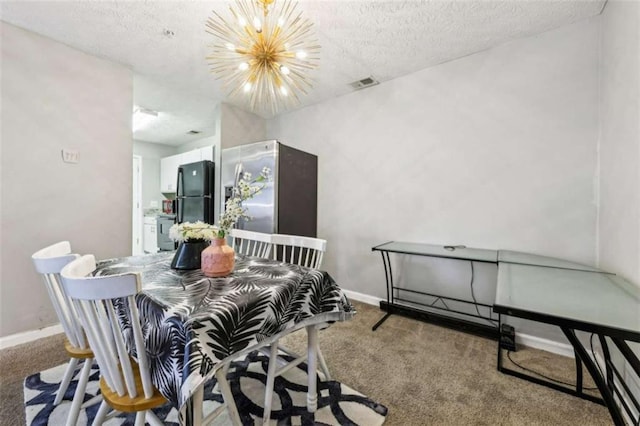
24;351;387;425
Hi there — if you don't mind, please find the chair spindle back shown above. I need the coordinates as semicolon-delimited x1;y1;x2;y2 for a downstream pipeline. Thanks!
31;241;86;349
61;254;152;400
228;228;272;258
271;234;326;269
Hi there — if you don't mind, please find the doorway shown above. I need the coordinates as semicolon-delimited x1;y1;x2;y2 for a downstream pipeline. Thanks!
132;155;143;255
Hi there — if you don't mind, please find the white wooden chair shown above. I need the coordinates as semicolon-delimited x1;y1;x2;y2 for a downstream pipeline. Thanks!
61;254;241;426
263;234;329;423
270;234;325;269
228;228;272;258
31;241;95;426
61;254;165;426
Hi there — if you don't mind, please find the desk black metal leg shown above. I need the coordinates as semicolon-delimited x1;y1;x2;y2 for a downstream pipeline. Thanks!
497;314;503;371
574;351;583;394
598;335;615;395
372;312;392;331
611;338;640;420
562;328;625;426
372;251;394;331
381;251;392;307
612;338;640;377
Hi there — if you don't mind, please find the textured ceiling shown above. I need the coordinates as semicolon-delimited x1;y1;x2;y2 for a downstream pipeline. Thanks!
0;0;605;145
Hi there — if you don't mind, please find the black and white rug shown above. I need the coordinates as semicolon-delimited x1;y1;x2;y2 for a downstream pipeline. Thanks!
24;351;387;425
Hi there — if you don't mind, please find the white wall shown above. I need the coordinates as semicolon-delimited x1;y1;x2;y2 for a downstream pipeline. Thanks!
215;103;266;221
133;140;175;210
0;22;133;337
598;0;640;411
598;0;640;287
220;102;266;149
175;136;217;154
267;18;599;294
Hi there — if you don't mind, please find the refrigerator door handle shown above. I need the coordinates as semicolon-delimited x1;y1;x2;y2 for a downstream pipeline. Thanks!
177;168;184;223
233;162;243;195
176;168;184;197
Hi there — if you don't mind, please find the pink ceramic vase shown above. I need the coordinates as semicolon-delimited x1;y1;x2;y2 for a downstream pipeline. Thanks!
201;238;235;277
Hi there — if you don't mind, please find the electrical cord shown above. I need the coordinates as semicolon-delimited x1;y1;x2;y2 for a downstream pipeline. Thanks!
589;333;604;378
469;261;481;317
469;261;497;327
506;350;598;390
505;332;603;391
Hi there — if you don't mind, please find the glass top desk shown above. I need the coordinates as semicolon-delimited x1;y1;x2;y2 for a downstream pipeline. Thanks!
371;242;501;337
494;262;639;425
373;241;640;424
373;241;499;263
497;250;612;273
495;263;638;341
369;242;611;337
371;242;619;335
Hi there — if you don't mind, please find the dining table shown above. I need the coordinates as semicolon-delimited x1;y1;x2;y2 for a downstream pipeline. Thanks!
94;251;355;425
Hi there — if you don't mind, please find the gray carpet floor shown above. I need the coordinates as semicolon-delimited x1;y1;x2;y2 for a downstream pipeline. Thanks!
1;301;610;425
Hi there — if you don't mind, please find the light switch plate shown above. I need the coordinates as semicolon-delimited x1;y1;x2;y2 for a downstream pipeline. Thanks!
61;149;79;164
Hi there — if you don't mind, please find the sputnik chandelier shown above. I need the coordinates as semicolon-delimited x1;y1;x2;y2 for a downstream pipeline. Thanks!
206;0;320;114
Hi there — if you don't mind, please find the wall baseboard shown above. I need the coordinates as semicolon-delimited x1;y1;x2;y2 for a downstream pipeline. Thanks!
0;324;62;350
515;333;575;358
342;289;384;307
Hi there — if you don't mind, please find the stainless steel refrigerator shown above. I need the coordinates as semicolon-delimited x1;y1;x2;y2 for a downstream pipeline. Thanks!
221;140;317;237
176;160;215;224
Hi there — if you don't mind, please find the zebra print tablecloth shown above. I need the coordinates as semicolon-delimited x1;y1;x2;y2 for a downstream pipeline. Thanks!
95;252;355;409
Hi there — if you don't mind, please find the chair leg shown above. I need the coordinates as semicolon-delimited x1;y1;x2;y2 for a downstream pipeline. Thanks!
306;326;318;413
216;365;241;426
263;342;279;424
192;384;204;426
54;357;79;405
92;400;110;426
317;347;331;381
65;358;93;426
146;410;164;426
81;393;103;409
134;411;146;426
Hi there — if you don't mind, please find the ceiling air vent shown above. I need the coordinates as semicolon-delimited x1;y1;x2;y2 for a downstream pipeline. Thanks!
349;76;379;90
187;130;201;135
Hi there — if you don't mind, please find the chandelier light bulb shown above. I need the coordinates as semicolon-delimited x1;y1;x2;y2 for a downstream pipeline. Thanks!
206;0;320;113
253;17;262;32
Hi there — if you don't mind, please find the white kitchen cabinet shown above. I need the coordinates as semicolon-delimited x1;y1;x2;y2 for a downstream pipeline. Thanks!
181;149;201;165
160;146;215;193
160;154;181;193
143;216;159;254
200;146;214;161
